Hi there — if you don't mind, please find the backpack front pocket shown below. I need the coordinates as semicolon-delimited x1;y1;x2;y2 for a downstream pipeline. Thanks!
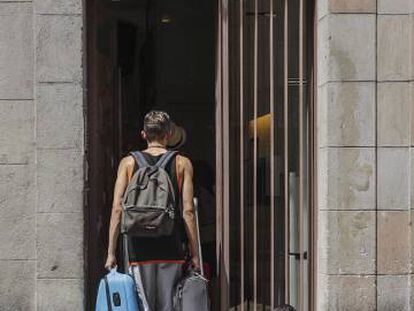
121;206;175;237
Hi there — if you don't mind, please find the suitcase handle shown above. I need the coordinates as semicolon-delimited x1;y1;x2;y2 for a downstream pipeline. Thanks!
193;197;204;276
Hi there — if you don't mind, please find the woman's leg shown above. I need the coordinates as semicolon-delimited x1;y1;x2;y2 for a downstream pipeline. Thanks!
129;264;156;311
156;263;183;311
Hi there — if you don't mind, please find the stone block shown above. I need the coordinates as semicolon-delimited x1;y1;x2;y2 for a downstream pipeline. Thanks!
318;274;376;311
412;211;414;272
37;213;83;278
378;15;411;81
0;3;33;99
37;279;83;311
323;15;376;81
377;275;410;311
0;101;34;164
317;16;330;85
378;82;411;146
411;275;414;310
35;0;82;14
378;211;410;274
325;82;375;146
0;165;35;260
318;148;328;210
378;0;412;14
317;0;328;20
411;149;414;210
411;19;414;79
37;148;84;213
319;211;375;274
321;148;375;210
377;148;409;210
36;15;82;82
329;0;376;13
37;83;83;149
411;82;414;146
317;85;328;147
0;260;35;311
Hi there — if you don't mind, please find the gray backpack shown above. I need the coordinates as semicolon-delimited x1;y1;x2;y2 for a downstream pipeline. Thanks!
121;150;178;237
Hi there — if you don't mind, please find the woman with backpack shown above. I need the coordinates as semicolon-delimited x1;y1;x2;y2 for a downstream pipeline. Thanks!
105;111;200;311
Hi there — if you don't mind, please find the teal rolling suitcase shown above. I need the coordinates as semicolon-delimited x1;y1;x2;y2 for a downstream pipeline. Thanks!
95;268;140;311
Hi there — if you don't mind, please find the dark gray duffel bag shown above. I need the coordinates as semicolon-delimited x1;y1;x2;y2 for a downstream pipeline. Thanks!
173;198;210;311
173;268;209;311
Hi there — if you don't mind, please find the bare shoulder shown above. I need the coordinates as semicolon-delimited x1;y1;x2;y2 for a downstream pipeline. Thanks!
120;155;135;167
176;154;193;173
118;155;135;175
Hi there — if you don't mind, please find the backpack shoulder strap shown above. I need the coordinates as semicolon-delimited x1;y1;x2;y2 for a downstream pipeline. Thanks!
155;150;178;169
129;151;149;168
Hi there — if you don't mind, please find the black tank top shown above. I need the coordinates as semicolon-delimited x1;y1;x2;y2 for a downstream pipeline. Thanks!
127;151;187;263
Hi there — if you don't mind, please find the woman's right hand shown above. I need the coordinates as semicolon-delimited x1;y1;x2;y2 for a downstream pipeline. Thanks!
105;254;117;270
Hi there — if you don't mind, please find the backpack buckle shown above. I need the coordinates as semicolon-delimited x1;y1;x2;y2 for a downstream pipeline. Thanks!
167;207;175;219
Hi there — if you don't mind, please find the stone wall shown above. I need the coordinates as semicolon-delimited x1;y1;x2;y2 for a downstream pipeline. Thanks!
317;0;414;310
1;0;413;310
0;0;84;310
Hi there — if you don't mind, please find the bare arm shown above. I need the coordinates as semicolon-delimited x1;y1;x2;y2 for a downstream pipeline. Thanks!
105;156;132;269
180;156;200;269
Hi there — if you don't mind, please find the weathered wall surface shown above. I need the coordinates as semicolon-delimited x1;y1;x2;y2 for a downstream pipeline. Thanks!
317;0;414;310
0;0;84;310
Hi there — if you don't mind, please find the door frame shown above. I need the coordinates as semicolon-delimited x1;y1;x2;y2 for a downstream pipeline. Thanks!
215;0;230;309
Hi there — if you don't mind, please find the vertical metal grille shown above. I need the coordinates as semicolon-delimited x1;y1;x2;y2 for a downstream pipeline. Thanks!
253;0;258;308
269;0;275;308
239;0;245;309
298;0;305;309
219;0;315;310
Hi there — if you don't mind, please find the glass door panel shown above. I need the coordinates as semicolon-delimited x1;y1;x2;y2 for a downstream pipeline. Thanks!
224;0;314;310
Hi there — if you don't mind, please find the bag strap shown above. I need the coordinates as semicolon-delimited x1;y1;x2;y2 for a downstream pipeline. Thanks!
104;275;113;311
155;150;178;169
129;151;149;168
123;234;130;273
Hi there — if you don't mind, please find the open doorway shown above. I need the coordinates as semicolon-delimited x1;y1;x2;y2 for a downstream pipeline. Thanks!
86;0;315;310
86;0;217;309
